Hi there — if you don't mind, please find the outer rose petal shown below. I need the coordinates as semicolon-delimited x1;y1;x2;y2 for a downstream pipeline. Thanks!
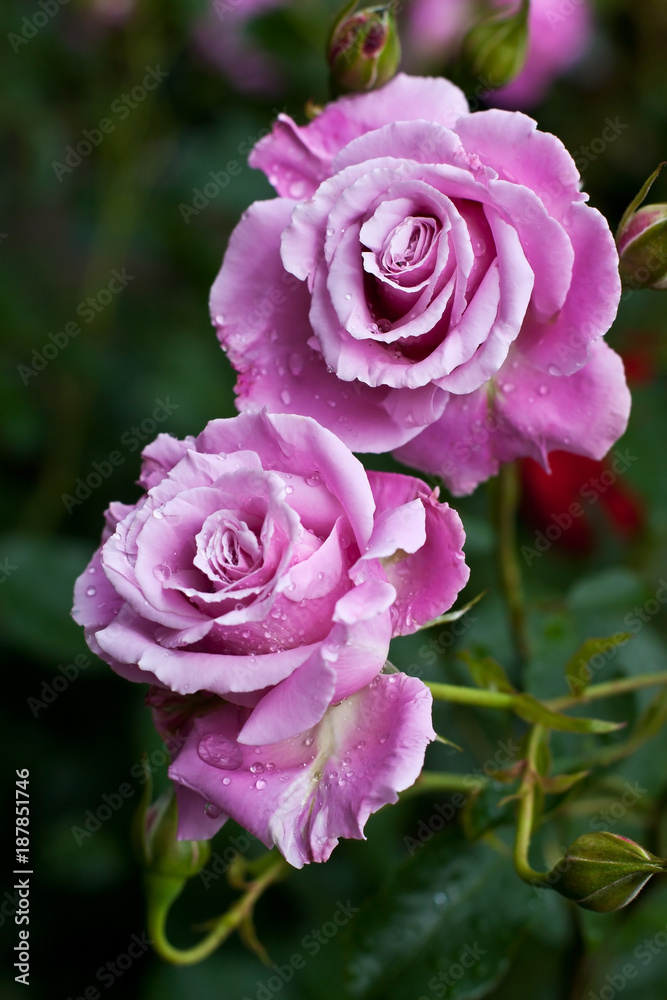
362;472;469;631
250;74;470;198
396;341;631;495
169;673;435;867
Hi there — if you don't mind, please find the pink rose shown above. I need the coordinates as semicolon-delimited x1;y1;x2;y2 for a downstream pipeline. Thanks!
211;74;629;495
73;411;468;864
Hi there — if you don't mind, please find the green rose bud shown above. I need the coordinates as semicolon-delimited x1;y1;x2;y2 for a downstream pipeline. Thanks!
548;832;667;913
328;1;400;96
618;204;667;291
460;0;529;91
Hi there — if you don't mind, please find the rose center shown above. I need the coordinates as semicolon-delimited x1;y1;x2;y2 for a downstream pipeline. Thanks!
381;216;440;275
196;511;262;587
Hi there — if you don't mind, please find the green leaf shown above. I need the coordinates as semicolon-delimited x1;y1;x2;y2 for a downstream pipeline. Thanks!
512;694;623;734
417;590;487;631
539;770;590;795
565;635;633;696
343;829;534;1000
458;650;515;693
617;162;666;237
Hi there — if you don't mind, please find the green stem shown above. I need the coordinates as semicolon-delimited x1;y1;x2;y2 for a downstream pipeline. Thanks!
426;682;518;711
148;853;287;966
513;725;550;887
547;672;667;711
496;462;531;668
402;771;487;798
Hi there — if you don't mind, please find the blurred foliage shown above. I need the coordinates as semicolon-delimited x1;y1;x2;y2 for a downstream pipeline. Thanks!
1;0;667;998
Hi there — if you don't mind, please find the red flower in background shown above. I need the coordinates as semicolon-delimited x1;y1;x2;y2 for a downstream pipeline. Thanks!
521;451;643;554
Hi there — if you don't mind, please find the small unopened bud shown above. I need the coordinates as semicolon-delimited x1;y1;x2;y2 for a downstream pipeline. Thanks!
328;2;400;96
460;0;529;91
140;786;210;879
549;832;667;913
618;204;667;290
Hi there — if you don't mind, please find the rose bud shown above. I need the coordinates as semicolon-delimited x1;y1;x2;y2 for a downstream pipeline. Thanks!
617;203;667;291
328;1;401;95
137;783;211;880
460;0;529;90
548;832;667;913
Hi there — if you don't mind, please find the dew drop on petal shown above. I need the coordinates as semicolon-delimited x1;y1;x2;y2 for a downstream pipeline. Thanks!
281;389;291;405
379;733;389;744
303;736;314;747
255;778;267;789
285;484;294;494
547;364;561;376
326;227;335;237
344;293;352;301
86;587;96;597
538;384;549;396
152;508;163;519
197;735;243;771
306;472;322;487
502;382;515;394
354;741;366;750
204;802;222;818
153;564;171;582
88;566;96;574
222;777;231;785
250;762;265;774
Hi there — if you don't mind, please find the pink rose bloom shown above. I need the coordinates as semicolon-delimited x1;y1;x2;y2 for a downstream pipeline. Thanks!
210;74;629;496
405;0;592;109
72;411;468;865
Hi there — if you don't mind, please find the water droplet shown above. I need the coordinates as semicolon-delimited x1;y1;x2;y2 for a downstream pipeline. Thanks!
344;293;352;301
255;778;267;789
306;472;322;487
153;564;171;582
326;227;335;237
285;484;294;494
289;180;305;199
303;736;314;747
367;322;379;335
502;382;515;393
214;313;225;325
346;770;354;778
434;892;448;907
152;508;164;519
222;777;231;785
337;778;347;787
288;353;303;376
204;802;222;818
85;586;96;597
379;733;389;744
548;364;561;376
197;735;243;770
354;741;366;750
250;762;265;774
376;318;392;333
88;566;96;574
538;384;549;396
281;389;291;405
